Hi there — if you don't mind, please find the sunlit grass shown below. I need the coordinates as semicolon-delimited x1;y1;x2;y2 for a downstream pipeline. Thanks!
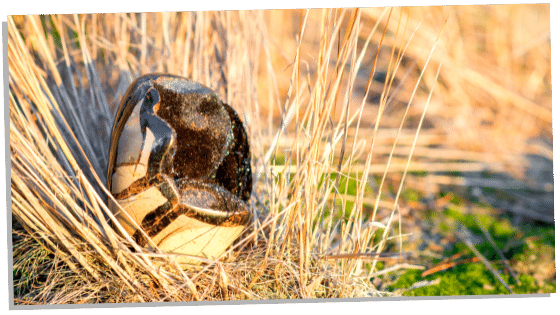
9;4;551;303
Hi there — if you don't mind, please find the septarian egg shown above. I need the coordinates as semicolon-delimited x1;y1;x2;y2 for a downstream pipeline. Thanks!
107;73;252;265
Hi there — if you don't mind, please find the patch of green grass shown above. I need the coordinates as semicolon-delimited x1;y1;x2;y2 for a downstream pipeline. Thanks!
391;261;552;296
319;172;374;218
332;173;364;196
272;153;290;166
12;235;54;298
329;199;356;219
402;188;421;202
448;193;464;206
387;191;555;296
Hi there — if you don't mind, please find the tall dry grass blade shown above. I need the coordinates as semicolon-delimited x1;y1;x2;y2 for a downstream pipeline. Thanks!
370;13;448;271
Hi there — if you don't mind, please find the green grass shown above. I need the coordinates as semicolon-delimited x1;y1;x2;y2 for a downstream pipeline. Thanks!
12;224;56;299
392;265;553;296
387;191;555;296
273;169;374;220
402;188;422;202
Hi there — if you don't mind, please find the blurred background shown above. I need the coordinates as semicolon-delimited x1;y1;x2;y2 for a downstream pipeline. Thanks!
264;5;552;220
259;6;554;293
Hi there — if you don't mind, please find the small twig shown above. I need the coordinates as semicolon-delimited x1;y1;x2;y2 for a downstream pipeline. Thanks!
422;256;480;277
456;225;514;294
368;263;426;278
408;278;441;290
469;191;521;285
324;251;412;261
437;250;467;265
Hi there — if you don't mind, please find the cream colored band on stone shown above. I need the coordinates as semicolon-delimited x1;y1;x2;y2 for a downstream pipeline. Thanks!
114;185;168;235
155;214;245;259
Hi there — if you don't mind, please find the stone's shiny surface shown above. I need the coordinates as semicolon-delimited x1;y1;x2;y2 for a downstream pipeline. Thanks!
107;73;252;264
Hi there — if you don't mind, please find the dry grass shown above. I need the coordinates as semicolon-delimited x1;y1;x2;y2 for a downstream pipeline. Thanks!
9;5;551;304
